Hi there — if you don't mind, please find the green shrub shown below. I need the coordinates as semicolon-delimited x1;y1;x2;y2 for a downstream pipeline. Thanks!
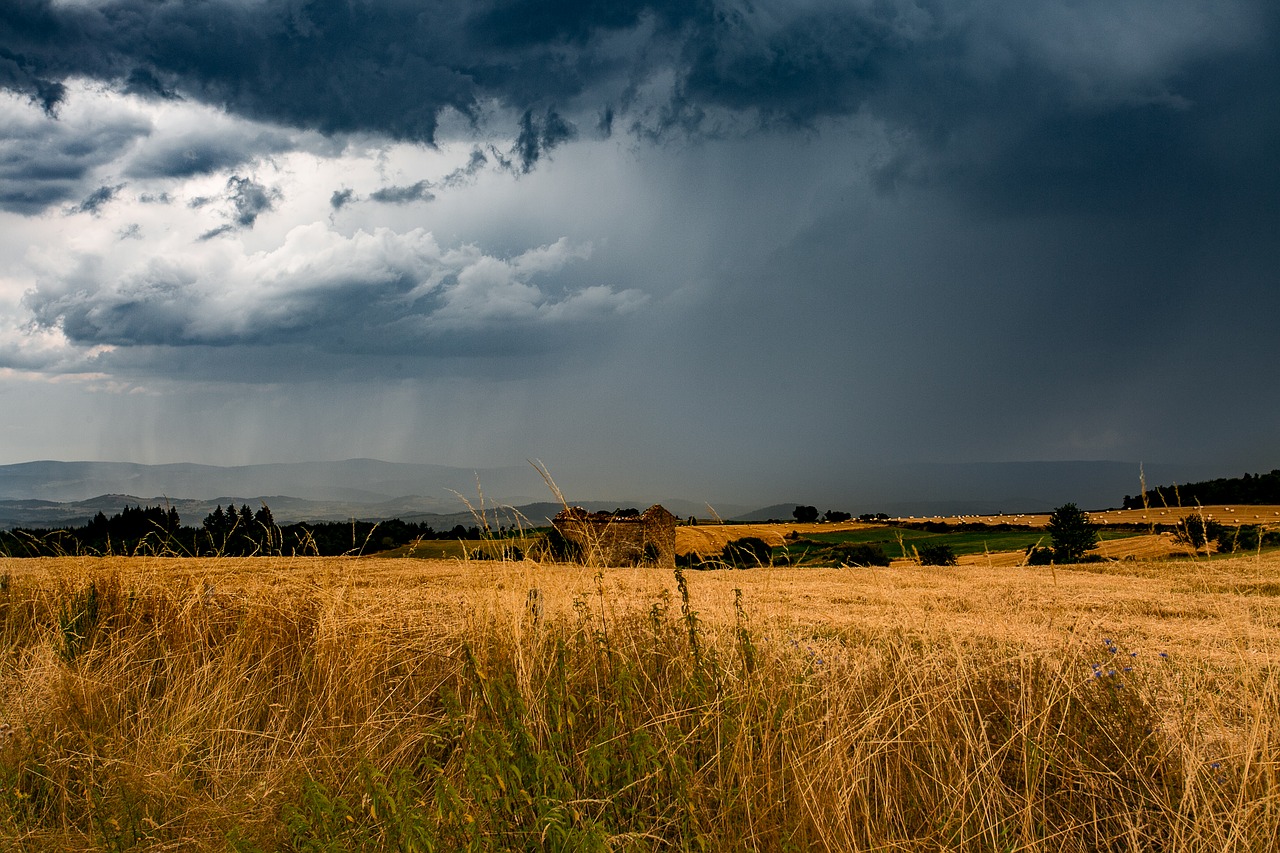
721;537;773;568
1174;514;1224;550
1025;546;1054;565
917;543;957;566
834;543;891;567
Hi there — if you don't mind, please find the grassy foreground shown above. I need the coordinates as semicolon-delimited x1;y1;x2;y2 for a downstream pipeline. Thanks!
1;555;1278;851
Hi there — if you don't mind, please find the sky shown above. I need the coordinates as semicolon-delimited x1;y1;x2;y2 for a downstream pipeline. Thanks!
1;0;1278;505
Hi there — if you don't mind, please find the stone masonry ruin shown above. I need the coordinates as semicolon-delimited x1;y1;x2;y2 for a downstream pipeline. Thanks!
551;505;677;567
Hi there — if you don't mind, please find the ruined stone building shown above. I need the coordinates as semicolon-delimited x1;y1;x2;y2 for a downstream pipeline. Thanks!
551;505;677;567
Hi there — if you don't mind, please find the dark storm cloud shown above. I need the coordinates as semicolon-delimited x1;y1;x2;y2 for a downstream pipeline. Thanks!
439;148;489;188
0;45;66;115
329;188;354;211
126;128;295;179
2;0;1276;222
120;67;178;101
466;0;688;49
226;175;278;227
369;180;434;204
511;108;578;173
71;183;125;216
1;0;483;143
196;175;280;240
0;105;148;214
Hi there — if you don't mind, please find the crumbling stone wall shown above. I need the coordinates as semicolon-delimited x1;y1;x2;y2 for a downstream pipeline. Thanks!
551;505;677;567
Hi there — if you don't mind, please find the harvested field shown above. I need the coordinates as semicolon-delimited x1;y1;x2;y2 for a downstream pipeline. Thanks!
675;520;871;554
908;504;1280;527
679;521;1200;563
2;554;1279;850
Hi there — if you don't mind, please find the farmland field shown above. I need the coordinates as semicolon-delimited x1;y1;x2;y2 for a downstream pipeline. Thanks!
676;512;1280;565
2;553;1279;850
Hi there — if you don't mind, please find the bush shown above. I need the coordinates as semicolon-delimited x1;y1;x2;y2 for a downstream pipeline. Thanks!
917;543;957;566
834;543;891;567
1025;546;1055;565
1174;514;1225;550
722;537;773;568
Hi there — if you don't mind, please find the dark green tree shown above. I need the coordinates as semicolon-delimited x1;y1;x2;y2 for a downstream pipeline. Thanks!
1047;503;1099;562
253;504;279;553
792;505;819;523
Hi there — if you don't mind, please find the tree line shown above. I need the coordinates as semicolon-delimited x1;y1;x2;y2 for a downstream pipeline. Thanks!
1123;469;1280;509
0;503;482;558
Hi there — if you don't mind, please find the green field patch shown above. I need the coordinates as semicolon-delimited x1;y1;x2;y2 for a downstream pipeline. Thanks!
783;525;1141;563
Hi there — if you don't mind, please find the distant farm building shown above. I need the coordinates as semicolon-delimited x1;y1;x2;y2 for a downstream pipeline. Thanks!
551;505;677;567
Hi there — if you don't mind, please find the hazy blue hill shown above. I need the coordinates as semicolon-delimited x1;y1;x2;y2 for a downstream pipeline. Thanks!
0;459;542;506
0;458;1225;530
732;462;1221;521
731;504;802;522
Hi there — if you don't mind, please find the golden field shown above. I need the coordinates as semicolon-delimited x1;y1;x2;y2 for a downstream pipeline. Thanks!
2;552;1279;850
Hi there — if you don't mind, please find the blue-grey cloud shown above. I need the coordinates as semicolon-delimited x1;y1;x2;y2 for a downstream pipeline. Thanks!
120;67;178;101
20;226;646;365
368;180;434;204
126;128;294;179
0;99;148;214
512;108;577;173
0;45;66;115
196;175;280;240
439;148;489;188
70;183;125;216
227;176;278;228
329;188;353;210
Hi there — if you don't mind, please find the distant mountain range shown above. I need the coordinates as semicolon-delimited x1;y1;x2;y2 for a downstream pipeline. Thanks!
0;458;1228;530
0;460;746;529
0;459;542;507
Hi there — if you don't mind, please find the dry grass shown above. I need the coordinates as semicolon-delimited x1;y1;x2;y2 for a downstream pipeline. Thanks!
2;553;1279;850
